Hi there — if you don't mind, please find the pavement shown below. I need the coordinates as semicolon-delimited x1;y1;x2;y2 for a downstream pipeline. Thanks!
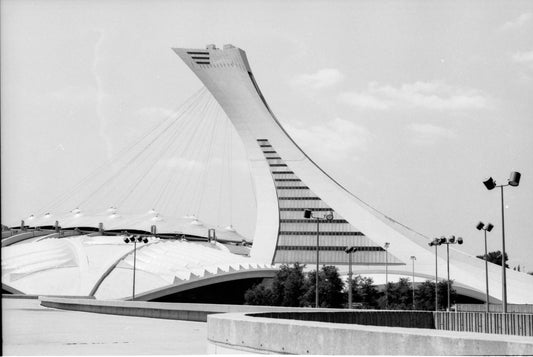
1;298;208;355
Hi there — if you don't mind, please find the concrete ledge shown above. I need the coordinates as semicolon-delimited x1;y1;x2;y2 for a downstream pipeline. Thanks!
207;312;533;355
2;294;95;300
39;297;327;322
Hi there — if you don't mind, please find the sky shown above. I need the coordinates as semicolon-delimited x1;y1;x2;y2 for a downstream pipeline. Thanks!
2;0;533;269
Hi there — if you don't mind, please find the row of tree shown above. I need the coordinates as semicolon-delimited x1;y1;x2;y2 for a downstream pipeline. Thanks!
244;263;455;310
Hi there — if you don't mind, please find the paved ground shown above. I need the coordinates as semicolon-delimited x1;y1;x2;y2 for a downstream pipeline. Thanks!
2;298;208;355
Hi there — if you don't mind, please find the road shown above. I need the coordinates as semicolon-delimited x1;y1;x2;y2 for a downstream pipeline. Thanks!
2;298;208;355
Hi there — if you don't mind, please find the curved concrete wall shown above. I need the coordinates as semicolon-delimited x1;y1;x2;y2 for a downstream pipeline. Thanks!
207;312;533;355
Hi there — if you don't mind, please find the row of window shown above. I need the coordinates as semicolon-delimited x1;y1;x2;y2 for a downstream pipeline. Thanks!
277;245;384;251
187;51;209;55
279;207;332;211
279;231;364;236
280;219;347;224
276;186;309;190
272;171;294;175
278;197;321;200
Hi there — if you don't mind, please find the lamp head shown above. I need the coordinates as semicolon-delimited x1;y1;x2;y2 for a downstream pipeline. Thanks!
448;235;456;244
476;221;484;230
457;237;463;245
325;210;334;221
384;242;390;249
486;223;494;232
410;255;416;260
123;237;129;243
483;177;496;190
303;209;312;219
509;171;521;187
439;237;446;245
345;246;357;254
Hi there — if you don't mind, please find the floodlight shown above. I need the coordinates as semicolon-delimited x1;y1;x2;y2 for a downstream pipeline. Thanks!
486;223;494;232
448;236;455;244
123;237;129;243
483;177;496;190
304;209;312;219
476;222;484;230
143;238;149;243
457;237;463;245
439;237;446;244
384;242;390;249
509;171;521;187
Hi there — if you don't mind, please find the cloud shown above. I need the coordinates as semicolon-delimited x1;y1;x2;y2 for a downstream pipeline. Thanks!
290;68;344;90
339;81;489;111
499;13;532;31
511;50;533;68
284;118;373;161
408;123;456;145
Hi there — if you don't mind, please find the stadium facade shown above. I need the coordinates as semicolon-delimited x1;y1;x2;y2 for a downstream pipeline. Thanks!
2;44;533;304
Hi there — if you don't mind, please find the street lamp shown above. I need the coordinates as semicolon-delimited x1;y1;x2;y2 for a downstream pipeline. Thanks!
483;171;521;313
123;233;149;301
384;242;390;309
304;208;334;308
345;246;358;309
428;237;445;311
344;247;357;309
440;235;463;311
410;256;416;309
476;221;494;313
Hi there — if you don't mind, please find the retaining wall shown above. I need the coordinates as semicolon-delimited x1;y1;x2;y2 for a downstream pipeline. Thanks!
207;312;533;355
457;303;533;313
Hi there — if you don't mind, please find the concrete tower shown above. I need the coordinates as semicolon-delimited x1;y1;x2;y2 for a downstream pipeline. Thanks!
173;44;533;304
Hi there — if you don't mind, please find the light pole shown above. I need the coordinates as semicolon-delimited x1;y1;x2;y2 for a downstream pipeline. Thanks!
483;171;521;314
345;246;358;309
384;242;390;309
410;256;416;309
440;235;463;311
304;208;334;308
428;237;445;311
476;221;494;313
123;233;149;301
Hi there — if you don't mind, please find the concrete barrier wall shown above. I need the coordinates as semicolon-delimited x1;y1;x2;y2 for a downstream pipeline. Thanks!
39;297;329;322
254;310;434;329
207;312;533;355
435;311;533;336
457;303;533;313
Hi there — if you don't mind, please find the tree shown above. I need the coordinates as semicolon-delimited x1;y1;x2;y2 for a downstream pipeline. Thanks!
379;278;413;310
414;280;456;310
271;263;306;306
346;275;380;309
244;283;274;305
245;263;306;306
302;265;345;308
476;250;509;268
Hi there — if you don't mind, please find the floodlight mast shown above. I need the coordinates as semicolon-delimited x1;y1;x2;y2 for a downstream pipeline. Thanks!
482;171;521;314
477;221;494;313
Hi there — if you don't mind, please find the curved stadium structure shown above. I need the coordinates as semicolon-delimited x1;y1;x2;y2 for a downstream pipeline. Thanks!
2;44;533;304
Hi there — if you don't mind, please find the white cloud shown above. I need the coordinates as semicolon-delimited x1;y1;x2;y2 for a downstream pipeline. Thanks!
290;68;344;90
408;123;456;145
284;118;373;161
339;81;489;111
499;13;532;31
512;50;533;68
